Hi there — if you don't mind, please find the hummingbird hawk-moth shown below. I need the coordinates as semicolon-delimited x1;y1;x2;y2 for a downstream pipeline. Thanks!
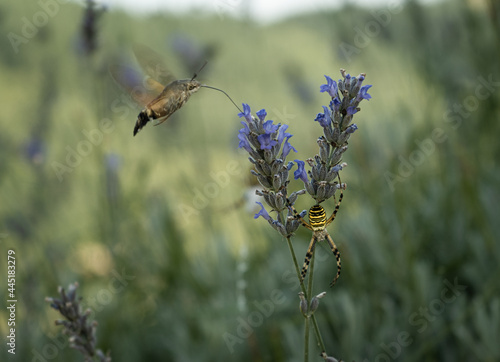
110;44;240;136
133;76;202;136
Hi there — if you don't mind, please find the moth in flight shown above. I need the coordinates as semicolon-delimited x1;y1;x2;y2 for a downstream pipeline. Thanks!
110;44;240;136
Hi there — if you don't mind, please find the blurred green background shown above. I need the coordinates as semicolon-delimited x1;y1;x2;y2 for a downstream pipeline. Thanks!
0;0;499;361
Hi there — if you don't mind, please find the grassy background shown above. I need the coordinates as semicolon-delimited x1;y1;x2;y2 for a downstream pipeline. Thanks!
0;0;499;361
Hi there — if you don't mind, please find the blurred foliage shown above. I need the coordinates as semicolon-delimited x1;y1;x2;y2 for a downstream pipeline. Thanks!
0;0;499;361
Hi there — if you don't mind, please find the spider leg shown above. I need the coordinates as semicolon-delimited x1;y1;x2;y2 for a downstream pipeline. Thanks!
325;179;344;226
300;234;318;282
286;198;313;231
325;232;341;287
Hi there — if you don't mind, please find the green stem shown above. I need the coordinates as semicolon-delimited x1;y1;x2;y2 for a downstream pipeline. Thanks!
285;237;307;295
304;316;310;362
310;310;326;354
307;251;315;304
308;250;326;354
285;237;326;357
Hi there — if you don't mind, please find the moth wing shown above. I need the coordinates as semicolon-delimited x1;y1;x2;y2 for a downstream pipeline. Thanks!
144;77;165;94
132;43;176;86
109;63;161;106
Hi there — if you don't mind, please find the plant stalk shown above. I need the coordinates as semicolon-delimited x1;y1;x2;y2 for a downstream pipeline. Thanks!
285;237;326;358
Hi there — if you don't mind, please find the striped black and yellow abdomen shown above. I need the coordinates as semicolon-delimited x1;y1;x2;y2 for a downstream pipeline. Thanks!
309;205;327;231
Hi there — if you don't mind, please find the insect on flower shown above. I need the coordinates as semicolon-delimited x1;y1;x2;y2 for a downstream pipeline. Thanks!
287;178;346;287
110;44;240;136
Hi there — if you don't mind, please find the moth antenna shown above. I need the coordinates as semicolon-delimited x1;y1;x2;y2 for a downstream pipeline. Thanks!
191;60;208;81
201;85;242;113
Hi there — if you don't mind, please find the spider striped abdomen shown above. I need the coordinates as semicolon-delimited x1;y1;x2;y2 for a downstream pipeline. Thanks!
309;205;327;231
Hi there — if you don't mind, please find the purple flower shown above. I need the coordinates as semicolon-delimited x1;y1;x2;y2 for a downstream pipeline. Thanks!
330;98;341;113
238;121;253;152
257;133;278;150
294;159;309;184
320;75;338;98
278;124;292;145
239;121;250;135
322;105;332;120
314;106;332;128
256;109;267;121
346;106;358;116
345;124;358;134
282;138;297;159
105;153;121;171
238;103;253;123
254;202;271;221
331;163;344;173
357;75;365;88
358;85;372;101
263;120;280;134
238;132;252;152
314;113;328;128
25;137;45;164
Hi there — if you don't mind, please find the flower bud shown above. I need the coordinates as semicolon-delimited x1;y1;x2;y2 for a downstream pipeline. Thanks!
309;292;326;313
298;292;308;317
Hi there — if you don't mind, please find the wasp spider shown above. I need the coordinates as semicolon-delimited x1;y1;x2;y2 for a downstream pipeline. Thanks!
287;185;344;287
